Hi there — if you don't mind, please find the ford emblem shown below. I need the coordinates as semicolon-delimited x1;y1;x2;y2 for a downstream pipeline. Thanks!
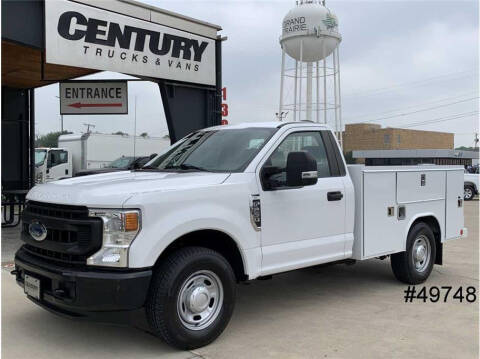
28;221;48;241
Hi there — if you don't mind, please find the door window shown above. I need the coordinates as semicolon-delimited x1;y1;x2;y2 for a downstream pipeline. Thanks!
47;150;68;168
264;131;331;187
58;150;68;164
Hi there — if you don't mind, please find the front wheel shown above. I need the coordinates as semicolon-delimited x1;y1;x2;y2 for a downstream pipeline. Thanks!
146;247;236;350
464;185;475;201
391;222;436;284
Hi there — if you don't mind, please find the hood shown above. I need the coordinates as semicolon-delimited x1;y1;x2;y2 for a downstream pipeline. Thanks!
75;168;125;176
27;170;231;207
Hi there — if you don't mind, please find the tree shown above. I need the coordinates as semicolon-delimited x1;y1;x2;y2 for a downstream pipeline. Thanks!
112;131;127;136
343;151;356;164
455;146;478;152
140;132;148;137
35;131;72;148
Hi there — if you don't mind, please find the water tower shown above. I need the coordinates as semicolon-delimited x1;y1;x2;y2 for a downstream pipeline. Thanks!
278;0;343;146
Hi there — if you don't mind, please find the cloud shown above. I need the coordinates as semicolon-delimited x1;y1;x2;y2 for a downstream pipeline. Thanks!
35;0;479;147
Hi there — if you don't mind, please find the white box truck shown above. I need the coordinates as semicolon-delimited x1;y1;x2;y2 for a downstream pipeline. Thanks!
34;133;169;183
16;122;466;349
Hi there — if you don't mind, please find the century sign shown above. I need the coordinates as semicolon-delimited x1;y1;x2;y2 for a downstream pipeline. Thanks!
59;81;128;115
45;0;216;86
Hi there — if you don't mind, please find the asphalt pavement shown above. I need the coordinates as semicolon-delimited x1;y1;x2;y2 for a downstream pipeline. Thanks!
2;201;478;358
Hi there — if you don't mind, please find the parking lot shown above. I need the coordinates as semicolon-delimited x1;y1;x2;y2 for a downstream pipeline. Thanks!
2;201;478;359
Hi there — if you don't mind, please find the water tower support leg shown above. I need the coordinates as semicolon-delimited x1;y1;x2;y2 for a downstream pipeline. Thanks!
294;60;298;122
279;49;286;120
333;48;339;140
316;61;320;123
306;62;313;122
336;47;343;150
298;40;303;122
323;42;327;124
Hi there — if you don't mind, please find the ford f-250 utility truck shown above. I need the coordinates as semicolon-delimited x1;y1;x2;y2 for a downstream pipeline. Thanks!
14;122;467;349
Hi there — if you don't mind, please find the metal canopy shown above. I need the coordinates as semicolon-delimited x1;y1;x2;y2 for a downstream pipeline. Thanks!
1;0;223;197
2;40;99;89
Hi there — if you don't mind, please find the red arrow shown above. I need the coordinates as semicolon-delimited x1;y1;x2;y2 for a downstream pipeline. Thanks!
68;102;123;108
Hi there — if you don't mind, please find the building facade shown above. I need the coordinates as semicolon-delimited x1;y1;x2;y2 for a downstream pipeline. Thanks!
343;123;454;154
353;149;478;166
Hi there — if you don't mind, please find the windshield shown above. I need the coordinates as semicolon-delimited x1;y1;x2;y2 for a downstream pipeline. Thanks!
35;150;47;166
107;157;135;169
149;128;276;172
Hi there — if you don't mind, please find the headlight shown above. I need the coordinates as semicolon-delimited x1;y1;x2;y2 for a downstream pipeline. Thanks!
87;209;141;267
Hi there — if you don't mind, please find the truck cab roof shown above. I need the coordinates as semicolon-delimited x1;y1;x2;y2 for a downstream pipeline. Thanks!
35;147;67;151
205;121;330;131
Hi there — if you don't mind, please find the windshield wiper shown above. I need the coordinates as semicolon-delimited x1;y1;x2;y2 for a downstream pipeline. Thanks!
165;163;209;172
132;165;164;172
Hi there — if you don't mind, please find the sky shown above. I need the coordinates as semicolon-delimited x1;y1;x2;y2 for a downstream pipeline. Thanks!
35;0;479;147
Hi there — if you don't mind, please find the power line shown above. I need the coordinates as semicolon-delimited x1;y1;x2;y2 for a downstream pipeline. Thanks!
344;90;478;121
347;97;479;124
400;112;478;128
343;69;477;98
396;111;479;128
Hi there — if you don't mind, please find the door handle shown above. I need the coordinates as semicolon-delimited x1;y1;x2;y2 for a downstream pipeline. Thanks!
327;191;343;201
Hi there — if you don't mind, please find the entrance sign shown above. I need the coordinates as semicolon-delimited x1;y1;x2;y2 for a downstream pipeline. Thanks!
59;81;128;115
45;0;216;86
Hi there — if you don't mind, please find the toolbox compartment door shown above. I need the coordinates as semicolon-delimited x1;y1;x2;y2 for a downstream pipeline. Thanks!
445;170;464;240
363;171;402;257
396;171;445;204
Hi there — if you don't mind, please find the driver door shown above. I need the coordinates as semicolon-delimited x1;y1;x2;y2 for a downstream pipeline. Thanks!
46;150;70;181
258;129;347;275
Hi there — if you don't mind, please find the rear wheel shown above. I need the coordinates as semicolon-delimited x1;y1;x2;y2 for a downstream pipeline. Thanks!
146;247;236;350
464;185;475;201
391;222;436;284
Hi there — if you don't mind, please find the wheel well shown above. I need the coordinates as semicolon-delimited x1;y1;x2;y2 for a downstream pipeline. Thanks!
155;230;247;282
464;182;477;192
410;216;442;265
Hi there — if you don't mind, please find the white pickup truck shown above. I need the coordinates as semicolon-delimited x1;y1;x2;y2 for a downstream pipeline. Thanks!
15;122;466;349
464;172;479;200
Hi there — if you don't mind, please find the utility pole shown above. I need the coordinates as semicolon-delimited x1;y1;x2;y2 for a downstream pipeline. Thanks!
55;95;64;132
275;111;289;121
83;123;95;133
133;95;137;159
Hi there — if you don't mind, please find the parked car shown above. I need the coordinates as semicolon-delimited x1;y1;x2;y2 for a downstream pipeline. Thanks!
15;122;466;350
75;154;157;177
464;172;479;200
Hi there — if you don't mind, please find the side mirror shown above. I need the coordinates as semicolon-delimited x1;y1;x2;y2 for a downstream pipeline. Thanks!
286;151;318;187
260;166;282;190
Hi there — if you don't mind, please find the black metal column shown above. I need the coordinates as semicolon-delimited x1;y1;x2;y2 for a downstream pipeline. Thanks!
29;88;35;189
158;36;223;144
215;35;223;126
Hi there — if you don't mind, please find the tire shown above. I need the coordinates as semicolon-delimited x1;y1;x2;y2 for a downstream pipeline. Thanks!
146;246;236;350
464;185;475;201
390;222;436;284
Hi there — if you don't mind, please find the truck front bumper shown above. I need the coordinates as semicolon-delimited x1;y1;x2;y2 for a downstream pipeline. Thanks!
14;247;152;320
